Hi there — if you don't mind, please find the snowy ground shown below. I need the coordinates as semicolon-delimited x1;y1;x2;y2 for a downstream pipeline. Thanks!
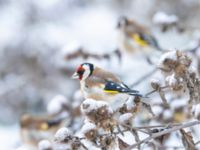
0;125;20;150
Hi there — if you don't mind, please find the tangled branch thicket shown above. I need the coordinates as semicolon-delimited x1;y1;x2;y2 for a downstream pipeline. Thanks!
31;50;200;150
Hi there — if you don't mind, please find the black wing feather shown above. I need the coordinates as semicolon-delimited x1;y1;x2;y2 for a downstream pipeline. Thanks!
104;81;141;96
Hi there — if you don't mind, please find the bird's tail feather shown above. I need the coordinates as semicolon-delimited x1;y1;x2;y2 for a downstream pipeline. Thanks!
128;91;149;98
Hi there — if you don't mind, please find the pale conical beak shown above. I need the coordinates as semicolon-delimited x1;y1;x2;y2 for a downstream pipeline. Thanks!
71;72;79;79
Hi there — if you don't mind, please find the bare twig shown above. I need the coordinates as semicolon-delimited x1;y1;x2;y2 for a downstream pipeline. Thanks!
145;86;169;97
125;120;200;150
120;123;150;135
130;68;157;88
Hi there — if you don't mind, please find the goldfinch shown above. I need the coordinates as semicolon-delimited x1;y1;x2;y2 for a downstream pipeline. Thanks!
117;16;162;53
72;63;142;102
20;114;64;146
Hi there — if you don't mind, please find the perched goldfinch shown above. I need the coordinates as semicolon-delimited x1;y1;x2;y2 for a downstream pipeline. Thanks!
72;63;142;102
117;16;162;53
20;114;64;146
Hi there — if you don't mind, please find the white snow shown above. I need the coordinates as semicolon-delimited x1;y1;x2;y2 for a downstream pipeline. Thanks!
151;78;161;89
153;11;178;24
159;50;177;66
38;140;52;150
81;122;96;134
54;127;72;142
47;95;68;115
164;132;183;148
126;97;135;110
163;109;173;120
152;105;163;115
53;143;71;150
81;140;101;150
0;125;20;150
81;99;113;114
151;78;161;85
170;99;188;109
166;73;177;86
119;113;133;124
192;104;200;118
188;66;197;74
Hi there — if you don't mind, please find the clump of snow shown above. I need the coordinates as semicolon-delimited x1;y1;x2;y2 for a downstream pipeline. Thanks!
53;143;71;150
81;122;96;134
151;79;161;85
119;113;133;124
153;11;178;24
152;105;163;115
38;140;52;150
47;95;68;115
159;50;177;66
192;104;200;118
188;66;197;74
164;132;183;148
151;78;161;89
166;73;177;86
170;99;188;109
125;97;135;110
163;109;173;120
55;127;72;142
81;99;113;114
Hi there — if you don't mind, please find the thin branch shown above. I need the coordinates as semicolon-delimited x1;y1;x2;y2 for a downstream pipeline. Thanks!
130;68;157;88
120;123;150;135
130;122;181;130
125;120;200;150
145;86;169;97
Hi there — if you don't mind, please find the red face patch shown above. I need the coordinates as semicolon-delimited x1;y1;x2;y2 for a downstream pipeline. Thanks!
76;65;85;80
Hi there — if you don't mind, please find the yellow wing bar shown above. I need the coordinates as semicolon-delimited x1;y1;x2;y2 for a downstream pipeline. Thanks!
131;34;148;47
104;90;120;94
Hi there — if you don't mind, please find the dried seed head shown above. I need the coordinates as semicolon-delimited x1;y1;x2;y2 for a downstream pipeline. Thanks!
151;79;161;90
81;122;97;140
81;99;113;122
55;127;72;143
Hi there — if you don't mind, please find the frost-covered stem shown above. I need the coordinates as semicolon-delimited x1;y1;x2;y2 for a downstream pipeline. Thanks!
145;86;169;97
133;123;181;129
125;120;200;150
121;123;150;135
99;129;129;137
80;142;88;150
158;88;168;105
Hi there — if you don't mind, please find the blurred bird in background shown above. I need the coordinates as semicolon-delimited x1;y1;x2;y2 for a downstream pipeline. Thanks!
72;63;143;103
117;16;163;54
20;114;65;147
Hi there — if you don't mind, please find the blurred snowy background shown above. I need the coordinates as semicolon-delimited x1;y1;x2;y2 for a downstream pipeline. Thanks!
1;0;200;149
